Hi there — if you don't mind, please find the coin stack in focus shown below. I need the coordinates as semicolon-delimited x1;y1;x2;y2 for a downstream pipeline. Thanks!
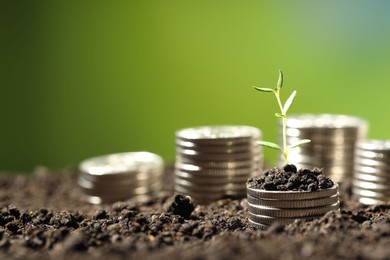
281;114;368;183
175;125;263;204
247;184;340;229
353;140;390;205
78;152;164;204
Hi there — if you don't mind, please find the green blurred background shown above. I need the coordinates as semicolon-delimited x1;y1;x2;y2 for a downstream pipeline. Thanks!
1;0;390;172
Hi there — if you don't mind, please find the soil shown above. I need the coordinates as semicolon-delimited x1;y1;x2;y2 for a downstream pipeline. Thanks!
0;166;389;260
247;164;334;191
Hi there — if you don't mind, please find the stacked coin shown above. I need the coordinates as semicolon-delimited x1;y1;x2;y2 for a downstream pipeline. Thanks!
280;114;368;183
78;152;164;204
175;125;263;204
353;140;390;205
247;184;340;229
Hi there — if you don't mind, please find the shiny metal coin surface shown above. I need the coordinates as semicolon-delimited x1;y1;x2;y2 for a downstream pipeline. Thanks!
246;184;339;200
246;194;339;209
247;202;340;218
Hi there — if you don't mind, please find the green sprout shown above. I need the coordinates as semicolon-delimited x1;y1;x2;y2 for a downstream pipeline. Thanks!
253;70;311;165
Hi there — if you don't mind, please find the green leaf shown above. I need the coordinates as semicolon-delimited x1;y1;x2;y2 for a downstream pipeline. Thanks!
283;90;297;114
258;141;282;150
287;139;311;150
253;86;274;92
275;113;285;118
277;69;283;89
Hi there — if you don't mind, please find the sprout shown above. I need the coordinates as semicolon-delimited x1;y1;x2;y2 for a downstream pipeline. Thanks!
253;70;311;165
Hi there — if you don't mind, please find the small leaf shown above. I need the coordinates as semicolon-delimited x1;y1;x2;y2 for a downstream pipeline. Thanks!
277;69;283;89
258;141;282;150
253;86;274;92
288;139;311;150
283;90;297;114
275;113;285;118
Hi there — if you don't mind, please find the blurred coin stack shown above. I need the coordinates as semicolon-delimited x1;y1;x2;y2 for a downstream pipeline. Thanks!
175;125;263;204
353;140;390;205
247;184;340;229
281;114;368;183
78;152;164;204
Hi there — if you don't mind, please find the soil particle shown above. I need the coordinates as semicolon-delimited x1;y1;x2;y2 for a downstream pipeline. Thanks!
163;194;195;219
247;164;334;191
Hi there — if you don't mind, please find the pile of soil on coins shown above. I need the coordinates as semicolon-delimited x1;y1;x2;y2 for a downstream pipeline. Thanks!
0;167;389;260
247;164;334;191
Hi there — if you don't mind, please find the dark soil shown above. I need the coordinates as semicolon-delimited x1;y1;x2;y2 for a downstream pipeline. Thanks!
247;164;334;191
0;166;389;260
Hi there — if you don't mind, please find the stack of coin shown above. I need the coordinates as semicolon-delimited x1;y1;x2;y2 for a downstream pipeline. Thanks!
247;184;340;229
281;114;368;183
78;152;164;204
353;140;390;205
175;125;263;204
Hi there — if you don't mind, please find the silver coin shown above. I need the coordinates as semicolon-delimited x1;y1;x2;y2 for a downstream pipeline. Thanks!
177;149;261;161
248;219;269;230
355;149;390;160
175;178;246;191
79;180;163;195
248;202;340;218
248;212;322;226
247;194;339;209
176;139;259;151
176;125;261;144
176;157;262;169
174;183;246;196
355;153;390;163
286;153;355;165
79;152;164;176
354;165;390;176
247;183;339;200
81;189;162;204
177;145;261;154
78;170;163;182
77;175;162;190
353;172;390;183
356;140;390;152
176;163;261;176
352;187;390;198
175;171;253;184
352;180;390;191
357;197;390;205
285;114;368;129
327;175;345;183
289;145;356;154
354;158;390;169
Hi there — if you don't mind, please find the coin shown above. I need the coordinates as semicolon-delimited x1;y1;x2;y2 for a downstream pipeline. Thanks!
354;172;390;183
175;125;262;204
248;219;269;230
176;163;260;176
248;212;322;225
352;187;390;198
78;152;164;204
176;126;261;144
352;180;390;191
357;197;389;205
175;171;253;184
174;185;246;200
356;140;390;152
247;184;338;200
176;157;262;169
246;194;339;209
80;152;164;176
177;148;261;161
247;202;340;218
175;178;247;192
176;140;260;152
